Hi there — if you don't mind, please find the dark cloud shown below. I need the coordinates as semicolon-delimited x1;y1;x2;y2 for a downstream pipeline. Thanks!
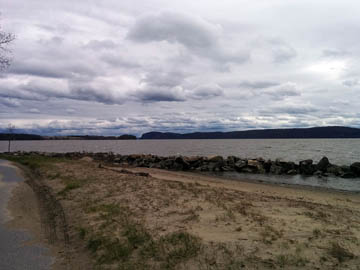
132;87;186;102
0;97;21;107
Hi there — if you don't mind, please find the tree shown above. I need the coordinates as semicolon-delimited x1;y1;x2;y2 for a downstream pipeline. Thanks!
0;18;15;70
7;124;15;152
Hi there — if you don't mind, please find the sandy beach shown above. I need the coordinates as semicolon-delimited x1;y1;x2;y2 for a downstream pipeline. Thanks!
3;155;360;269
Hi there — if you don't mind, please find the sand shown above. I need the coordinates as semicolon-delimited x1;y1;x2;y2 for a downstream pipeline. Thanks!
7;157;360;269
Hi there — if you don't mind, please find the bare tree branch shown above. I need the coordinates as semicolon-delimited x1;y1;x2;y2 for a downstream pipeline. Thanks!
0;20;15;70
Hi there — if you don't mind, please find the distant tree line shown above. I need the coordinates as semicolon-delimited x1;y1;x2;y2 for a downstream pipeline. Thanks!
0;134;137;140
141;126;360;139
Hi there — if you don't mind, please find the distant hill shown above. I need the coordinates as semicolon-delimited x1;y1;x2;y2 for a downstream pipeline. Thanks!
140;126;360;139
0;133;43;140
0;134;137;140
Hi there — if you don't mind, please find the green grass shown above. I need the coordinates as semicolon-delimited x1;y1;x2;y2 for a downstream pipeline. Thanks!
0;154;65;171
328;242;354;262
57;180;82;196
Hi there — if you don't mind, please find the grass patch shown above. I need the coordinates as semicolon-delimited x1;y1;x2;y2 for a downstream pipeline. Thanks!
260;225;283;245
328;242;355;262
0;154;65;171
275;253;309;268
57;180;82;196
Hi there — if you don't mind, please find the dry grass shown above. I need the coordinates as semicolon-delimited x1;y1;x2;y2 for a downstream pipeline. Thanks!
8;155;360;269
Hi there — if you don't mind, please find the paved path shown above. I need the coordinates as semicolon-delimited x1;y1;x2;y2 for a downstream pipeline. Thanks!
0;160;53;270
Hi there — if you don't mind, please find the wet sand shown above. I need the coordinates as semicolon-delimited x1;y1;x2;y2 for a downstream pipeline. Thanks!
0;160;53;270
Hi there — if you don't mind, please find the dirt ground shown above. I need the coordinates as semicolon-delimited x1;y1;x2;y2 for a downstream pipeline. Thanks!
8;157;360;269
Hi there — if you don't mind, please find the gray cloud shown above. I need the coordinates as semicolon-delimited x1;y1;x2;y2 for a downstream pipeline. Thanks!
132;87;186;102
190;84;224;100
269;39;297;63
1;0;360;135
238;80;280;89
260;104;318;115
128;11;249;64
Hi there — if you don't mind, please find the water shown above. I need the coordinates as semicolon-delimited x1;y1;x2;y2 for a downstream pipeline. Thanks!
0;160;53;270
0;139;359;165
1;139;360;192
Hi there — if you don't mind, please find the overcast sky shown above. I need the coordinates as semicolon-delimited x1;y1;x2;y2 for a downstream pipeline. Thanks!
1;0;360;136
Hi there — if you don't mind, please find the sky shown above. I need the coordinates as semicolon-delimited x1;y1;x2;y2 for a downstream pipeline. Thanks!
0;0;360;136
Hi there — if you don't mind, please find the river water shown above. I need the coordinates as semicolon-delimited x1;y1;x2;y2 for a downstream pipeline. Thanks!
1;139;360;192
0;139;359;165
0;160;53;270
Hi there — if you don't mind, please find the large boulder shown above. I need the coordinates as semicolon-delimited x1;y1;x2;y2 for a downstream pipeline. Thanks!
270;163;283;175
327;165;343;176
247;159;265;173
316;156;330;172
175;156;190;170
299;159;316;175
208;155;224;163
234;160;247;172
350;162;360;176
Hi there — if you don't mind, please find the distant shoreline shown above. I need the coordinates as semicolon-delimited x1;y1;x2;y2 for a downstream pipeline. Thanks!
1;126;360;140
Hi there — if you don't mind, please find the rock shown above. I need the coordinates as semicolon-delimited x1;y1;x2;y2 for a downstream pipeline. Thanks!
350;162;360;176
208;155;224;163
327;165;343;176
247;159;265;173
316;156;330;172
175;156;190;170
234;160;247;172
341;172;357;178
286;169;298;175
80;156;93;162
263;160;272;173
270;164;283;175
299;159;316;175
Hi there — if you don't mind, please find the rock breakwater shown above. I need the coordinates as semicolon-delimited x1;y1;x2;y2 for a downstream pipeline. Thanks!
4;151;360;179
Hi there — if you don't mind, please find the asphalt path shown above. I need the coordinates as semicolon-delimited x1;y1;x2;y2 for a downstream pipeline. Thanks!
0;160;53;270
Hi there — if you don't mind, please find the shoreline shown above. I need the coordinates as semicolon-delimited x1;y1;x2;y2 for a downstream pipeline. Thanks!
3;154;360;269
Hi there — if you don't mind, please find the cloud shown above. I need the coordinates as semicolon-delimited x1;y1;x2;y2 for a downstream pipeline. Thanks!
322;49;350;58
190;84;224;100
132;86;186;102
0;97;21;107
269;39;297;63
83;39;117;50
238;80;280;89
260;103;318;115
127;11;249;64
261;82;301;100
342;78;359;87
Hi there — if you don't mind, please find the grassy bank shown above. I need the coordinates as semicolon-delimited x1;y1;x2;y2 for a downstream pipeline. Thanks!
2;153;360;269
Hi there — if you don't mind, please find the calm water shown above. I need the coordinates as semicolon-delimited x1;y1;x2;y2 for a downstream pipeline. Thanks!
0;139;359;165
1;139;360;191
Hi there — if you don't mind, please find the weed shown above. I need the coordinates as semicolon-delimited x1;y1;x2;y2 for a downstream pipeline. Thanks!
123;224;151;248
275;253;308;268
328;242;354;262
260;225;282;245
313;228;321;238
78;227;88;240
57;181;82;196
158;231;202;268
